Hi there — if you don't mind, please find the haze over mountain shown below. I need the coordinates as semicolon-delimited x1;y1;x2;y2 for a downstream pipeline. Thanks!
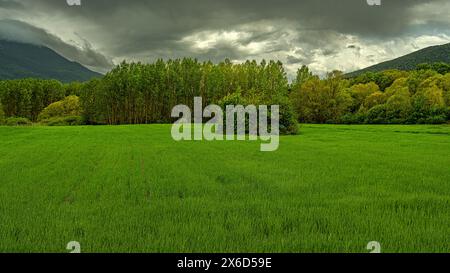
347;43;450;76
0;40;102;82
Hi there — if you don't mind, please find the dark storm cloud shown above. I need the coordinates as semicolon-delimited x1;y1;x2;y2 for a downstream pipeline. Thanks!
0;19;113;72
0;0;23;9
0;0;449;74
19;0;436;35
286;55;304;65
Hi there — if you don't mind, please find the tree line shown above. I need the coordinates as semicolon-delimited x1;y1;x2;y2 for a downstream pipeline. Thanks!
80;59;290;126
290;65;450;124
0;59;449;130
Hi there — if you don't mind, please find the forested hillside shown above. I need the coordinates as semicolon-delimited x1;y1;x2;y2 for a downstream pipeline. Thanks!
347;43;450;76
0;40;102;83
291;65;450;124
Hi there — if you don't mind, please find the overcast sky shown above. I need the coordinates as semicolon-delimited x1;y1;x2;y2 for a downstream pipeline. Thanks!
1;0;450;77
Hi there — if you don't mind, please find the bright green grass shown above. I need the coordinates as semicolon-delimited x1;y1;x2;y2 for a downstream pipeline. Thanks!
0;124;449;253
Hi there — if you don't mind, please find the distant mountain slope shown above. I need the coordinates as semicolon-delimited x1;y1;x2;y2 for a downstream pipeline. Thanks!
0;40;102;82
347;43;450;77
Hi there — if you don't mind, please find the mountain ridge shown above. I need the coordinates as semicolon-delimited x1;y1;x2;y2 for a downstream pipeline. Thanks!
347;43;450;76
0;40;102;83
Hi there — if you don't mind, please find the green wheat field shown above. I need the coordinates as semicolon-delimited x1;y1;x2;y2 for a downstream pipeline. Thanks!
0;124;449;253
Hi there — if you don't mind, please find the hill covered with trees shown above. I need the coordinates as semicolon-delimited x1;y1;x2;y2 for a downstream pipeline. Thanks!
347;43;450;77
291;65;450;124
0;40;102;83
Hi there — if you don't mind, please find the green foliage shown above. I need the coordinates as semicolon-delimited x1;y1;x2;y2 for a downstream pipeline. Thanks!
218;89;298;135
340;112;367;124
350;82;380;111
217;89;251;134
367;104;388;124
0;79;65;121
291;65;313;91
416;62;450;75
406;69;438;94
385;88;413;122
364;91;387;109
79;59;295;133
351;70;408;91
63;82;84;96
302;67;450;125
218;88;251;107
79;78;105;125
3;61;450;126
0;103;4;124
43;116;84;126
273;96;299;135
417;114;447;125
38;95;82;122
3;117;32;126
290;72;353;123
385;77;409;96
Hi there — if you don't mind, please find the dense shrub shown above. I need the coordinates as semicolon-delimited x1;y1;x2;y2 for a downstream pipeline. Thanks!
417;115;447;124
366;105;388;124
38;95;82;121
340;112;367;124
414;106;448;124
4;117;32;126
0;103;5;124
218;90;298;135
43;116;84;126
273;96;299;135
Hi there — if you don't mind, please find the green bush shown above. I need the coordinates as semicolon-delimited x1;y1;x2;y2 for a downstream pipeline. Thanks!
38;95;82;121
4;117;32;126
389;118;407;124
0;103;5;124
417;115;447;124
218;91;298;135
415;106;448;124
42;116;84;126
340;112;367;124
367;104;388;124
273;96;299;135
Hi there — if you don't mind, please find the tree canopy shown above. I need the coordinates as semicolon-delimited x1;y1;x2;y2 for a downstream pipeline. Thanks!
1;59;449;128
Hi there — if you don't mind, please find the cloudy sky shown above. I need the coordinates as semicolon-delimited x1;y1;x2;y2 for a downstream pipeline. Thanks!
1;0;450;77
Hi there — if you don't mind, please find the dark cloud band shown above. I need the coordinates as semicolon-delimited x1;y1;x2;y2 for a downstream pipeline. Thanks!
0;0;449;75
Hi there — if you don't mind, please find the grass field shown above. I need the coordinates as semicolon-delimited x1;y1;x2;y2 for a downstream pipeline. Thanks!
0;124;449;253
